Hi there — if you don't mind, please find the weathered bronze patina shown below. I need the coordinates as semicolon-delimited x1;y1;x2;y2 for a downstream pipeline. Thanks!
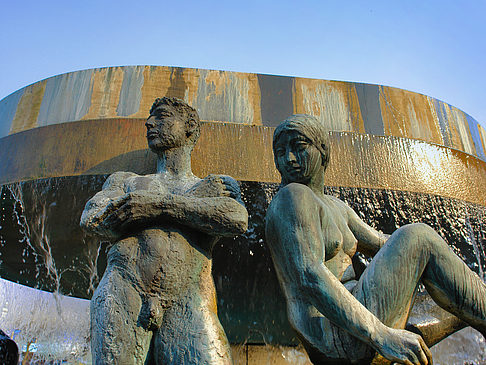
80;98;248;364
265;114;486;365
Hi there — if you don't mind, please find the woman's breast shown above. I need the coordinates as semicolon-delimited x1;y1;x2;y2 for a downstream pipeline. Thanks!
323;219;343;260
321;210;357;280
322;220;357;258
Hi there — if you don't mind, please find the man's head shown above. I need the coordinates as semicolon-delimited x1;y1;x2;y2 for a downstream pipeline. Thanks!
146;97;201;153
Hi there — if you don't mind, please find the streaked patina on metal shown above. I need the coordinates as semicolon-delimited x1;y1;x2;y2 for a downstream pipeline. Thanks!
1;66;485;161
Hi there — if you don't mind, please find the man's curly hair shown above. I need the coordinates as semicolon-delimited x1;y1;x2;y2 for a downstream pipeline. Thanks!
149;97;201;144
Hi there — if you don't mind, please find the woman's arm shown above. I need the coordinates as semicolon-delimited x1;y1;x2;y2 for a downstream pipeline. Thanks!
266;184;430;364
332;198;389;257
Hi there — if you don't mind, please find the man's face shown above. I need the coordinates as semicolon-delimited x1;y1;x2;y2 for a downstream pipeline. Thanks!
145;104;187;152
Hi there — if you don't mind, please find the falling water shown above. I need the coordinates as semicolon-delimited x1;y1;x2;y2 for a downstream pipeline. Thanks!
0;176;107;363
0;177;484;363
0;279;90;362
5;183;61;294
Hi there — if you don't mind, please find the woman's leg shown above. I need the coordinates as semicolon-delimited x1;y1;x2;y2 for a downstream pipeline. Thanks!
353;223;486;335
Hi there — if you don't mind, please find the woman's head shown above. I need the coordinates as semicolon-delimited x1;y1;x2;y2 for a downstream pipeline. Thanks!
273;114;330;169
273;114;330;186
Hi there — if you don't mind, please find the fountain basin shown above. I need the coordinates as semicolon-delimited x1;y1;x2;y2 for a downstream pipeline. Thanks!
0;66;485;363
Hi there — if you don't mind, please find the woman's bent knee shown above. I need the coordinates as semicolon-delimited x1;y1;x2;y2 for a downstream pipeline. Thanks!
397;222;433;235
390;223;449;260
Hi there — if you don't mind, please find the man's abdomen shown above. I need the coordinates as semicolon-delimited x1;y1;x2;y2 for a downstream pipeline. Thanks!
107;226;214;300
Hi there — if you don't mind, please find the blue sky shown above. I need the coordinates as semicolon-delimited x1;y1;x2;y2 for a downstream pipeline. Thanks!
1;0;485;125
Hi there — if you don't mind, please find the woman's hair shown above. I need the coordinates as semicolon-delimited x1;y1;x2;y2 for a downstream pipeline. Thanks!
273;114;330;170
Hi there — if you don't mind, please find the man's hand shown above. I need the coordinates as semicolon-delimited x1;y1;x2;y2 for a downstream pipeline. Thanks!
187;174;243;204
96;191;159;233
375;327;433;365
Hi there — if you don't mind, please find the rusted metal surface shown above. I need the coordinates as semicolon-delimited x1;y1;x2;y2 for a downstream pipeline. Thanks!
0;120;484;205
294;78;366;133
0;66;484;161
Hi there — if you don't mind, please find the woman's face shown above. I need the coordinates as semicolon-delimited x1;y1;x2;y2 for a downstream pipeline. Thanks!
274;129;322;184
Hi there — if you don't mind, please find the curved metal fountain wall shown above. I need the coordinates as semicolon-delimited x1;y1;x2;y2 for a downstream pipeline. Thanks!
0;66;484;363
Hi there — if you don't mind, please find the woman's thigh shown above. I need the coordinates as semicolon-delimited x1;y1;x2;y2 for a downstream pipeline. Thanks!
352;224;433;328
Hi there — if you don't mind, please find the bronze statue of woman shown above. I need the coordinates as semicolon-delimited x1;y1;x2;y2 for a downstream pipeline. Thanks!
265;114;486;365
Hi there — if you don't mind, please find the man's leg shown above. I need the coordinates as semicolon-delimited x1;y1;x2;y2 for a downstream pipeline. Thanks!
153;296;232;365
91;270;153;364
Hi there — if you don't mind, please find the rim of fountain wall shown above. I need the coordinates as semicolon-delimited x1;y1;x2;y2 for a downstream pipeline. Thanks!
0;119;484;206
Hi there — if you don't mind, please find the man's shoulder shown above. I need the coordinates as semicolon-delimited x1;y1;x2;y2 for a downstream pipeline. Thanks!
103;171;139;188
202;174;238;184
200;174;241;193
109;171;139;179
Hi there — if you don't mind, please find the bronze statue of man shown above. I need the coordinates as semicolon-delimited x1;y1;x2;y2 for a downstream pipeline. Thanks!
265;114;486;365
80;97;248;364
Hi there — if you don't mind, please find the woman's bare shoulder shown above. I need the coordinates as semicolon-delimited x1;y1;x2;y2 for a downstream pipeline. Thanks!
270;183;318;208
267;183;323;224
277;182;316;197
323;194;354;213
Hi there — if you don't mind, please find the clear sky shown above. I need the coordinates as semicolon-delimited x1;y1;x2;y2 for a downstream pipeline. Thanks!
1;0;485;126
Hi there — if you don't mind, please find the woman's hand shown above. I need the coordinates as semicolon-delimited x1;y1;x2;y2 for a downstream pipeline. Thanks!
375;327;432;365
